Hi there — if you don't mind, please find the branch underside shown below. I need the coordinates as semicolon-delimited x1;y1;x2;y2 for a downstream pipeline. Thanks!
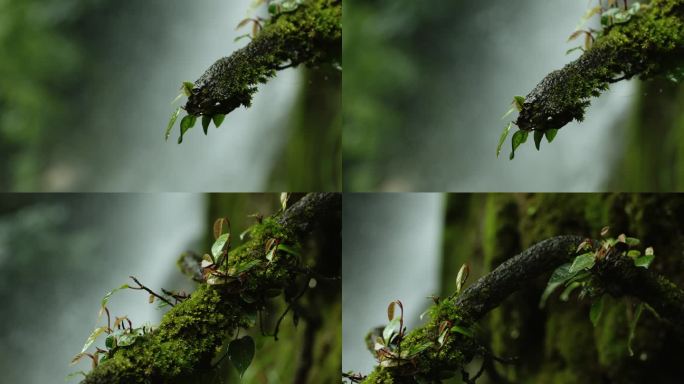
184;0;341;117
515;0;684;133
81;193;340;384
362;235;684;383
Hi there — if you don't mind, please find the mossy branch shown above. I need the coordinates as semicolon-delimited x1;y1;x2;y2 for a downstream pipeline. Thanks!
80;192;340;384
515;0;684;133
361;235;684;383
184;0;341;117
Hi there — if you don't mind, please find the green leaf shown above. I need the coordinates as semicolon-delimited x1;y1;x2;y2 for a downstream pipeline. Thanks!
165;107;182;141
383;317;401;344
628;303;644;356
202;115;211;135
100;284;130;316
496;122;512;158
81;326;108;353
540;263;577;308
569;252;596;273
513;96;525;112
534;130;544;151
627;250;641;258
634;255;654;268
625;237;640;246
228;336;255;378
590;295;606;326
276;243;301;257
545;129;559;143
181;81;194;97
404;341;433;358
212;114;226;128
234;259;262;274
559;281;581;301
501;106;516;121
117;331;142;347
178;115;197;144
455;264;469;294
211;233;231;260
451;324;474;338
509;130;529;160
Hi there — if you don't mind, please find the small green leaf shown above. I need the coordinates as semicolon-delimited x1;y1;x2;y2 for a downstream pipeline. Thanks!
634;255;654;268
496;122;512;158
202;115;211;135
627;250;641;258
211;233;231;259
165;107;182;141
451;324;474;338
540;263;577;308
625;237;640;246
100;284;130;316
117;332;141;347
181;81;194;97
545;128;559;143
228;336;255;378
628;303;644;356
178;115;197;144
501;106;516;121
509;130;529;160
559;281;581;301
404;341;433;358
590;295;605;326
569;252;596;273
213;114;226;128
383;317;401;344
81;326;108;353
455;264;469;294
276;243;301;257
513;96;525;112
534;130;544;151
234;259;262;274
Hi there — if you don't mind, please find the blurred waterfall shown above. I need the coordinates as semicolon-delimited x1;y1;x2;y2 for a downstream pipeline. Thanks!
44;0;298;192
342;194;445;374
0;194;205;383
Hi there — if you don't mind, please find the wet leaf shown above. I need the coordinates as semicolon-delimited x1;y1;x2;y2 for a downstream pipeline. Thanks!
590;295;605;326
228;336;255;378
387;301;396;321
211;233;231;259
496;122;512;158
165;107;182;141
569;252;595;273
212;114;226;128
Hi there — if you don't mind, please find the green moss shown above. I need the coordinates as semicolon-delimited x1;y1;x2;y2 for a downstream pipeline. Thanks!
185;0;341;116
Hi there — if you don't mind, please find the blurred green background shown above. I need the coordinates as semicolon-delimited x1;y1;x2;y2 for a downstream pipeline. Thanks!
0;193;340;383
344;0;683;192
0;0;340;192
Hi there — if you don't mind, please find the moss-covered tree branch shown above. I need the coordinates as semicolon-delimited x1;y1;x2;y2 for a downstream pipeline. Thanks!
184;0;341;117
361;235;684;383
515;0;684;133
80;192;340;384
